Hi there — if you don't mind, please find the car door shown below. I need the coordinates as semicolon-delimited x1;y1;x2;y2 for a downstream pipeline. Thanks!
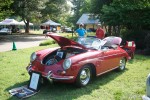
102;49;120;70
96;48;120;75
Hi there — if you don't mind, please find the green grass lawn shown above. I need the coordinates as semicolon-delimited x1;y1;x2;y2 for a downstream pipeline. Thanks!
0;45;150;100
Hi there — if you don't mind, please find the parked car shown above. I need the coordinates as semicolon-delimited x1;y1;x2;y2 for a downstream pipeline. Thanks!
26;34;136;87
65;28;72;33
43;29;51;34
0;28;11;34
62;28;72;33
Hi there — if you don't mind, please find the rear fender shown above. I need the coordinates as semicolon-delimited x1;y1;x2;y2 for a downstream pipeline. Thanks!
121;41;136;59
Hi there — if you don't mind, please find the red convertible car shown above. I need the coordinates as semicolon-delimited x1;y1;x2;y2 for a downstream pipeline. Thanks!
27;34;135;87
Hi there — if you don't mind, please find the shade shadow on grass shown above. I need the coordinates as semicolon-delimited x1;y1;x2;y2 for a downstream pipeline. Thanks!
6;69;125;100
128;54;150;64
5;81;29;100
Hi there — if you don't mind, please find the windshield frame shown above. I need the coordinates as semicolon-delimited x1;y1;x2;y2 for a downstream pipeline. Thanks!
77;37;103;50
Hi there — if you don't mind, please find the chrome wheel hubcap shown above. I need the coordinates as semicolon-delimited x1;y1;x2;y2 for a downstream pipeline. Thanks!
80;68;90;85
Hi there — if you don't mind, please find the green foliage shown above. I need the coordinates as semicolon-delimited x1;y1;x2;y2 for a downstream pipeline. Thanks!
57;13;73;27
100;0;150;49
0;0;13;20
41;0;69;23
90;0;112;14
121;30;149;49
101;0;150;29
39;40;56;46
144;33;150;55
12;0;48;33
71;0;91;27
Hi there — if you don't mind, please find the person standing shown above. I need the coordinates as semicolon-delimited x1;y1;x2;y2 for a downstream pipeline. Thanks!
74;23;87;37
96;24;105;39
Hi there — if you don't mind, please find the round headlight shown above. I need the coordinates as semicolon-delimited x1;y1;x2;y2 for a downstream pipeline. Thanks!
63;59;71;70
30;52;36;62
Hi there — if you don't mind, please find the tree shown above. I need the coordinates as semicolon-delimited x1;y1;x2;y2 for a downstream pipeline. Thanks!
89;0;113;35
101;0;150;50
90;0;112;14
0;0;13;20
101;0;150;32
41;0;69;22
71;0;91;27
12;0;48;33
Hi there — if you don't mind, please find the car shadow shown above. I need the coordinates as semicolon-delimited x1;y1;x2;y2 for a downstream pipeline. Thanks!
6;69;126;100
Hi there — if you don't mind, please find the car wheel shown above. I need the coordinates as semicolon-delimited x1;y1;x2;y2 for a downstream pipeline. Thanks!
75;65;92;87
117;58;126;71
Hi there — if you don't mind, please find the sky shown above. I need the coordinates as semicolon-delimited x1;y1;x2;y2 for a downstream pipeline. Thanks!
67;0;73;7
67;0;74;14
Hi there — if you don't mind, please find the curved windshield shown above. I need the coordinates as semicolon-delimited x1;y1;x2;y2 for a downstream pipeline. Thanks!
77;37;106;50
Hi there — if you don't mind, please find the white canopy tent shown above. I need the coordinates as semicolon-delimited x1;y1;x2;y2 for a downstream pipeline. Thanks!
0;19;20;25
41;20;61;26
19;21;33;26
0;19;34;26
0;19;34;33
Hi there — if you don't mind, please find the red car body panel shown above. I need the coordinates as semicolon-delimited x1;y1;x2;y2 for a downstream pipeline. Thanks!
47;34;86;49
27;34;134;83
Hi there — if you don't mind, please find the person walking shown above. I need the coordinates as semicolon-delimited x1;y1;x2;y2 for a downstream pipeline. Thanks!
74;23;87;37
96;24;105;39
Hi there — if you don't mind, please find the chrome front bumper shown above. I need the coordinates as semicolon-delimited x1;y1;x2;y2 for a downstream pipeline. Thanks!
27;65;74;81
44;71;74;81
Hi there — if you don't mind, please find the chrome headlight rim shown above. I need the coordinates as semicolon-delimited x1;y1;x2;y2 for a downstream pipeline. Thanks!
63;58;72;70
30;52;36;62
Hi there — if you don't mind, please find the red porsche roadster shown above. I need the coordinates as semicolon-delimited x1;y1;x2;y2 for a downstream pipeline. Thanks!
27;34;135;87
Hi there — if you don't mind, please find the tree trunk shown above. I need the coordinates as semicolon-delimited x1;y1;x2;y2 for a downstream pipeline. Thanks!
113;26;116;36
108;25;112;36
104;25;108;33
118;25;121;36
24;19;30;33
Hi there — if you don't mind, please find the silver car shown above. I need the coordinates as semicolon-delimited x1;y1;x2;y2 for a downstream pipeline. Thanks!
0;28;11;34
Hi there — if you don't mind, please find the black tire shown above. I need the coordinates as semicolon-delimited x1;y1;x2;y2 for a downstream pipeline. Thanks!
75;65;92;87
117;58;126;71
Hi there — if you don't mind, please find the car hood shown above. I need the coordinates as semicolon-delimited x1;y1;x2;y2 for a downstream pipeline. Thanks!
47;34;87;49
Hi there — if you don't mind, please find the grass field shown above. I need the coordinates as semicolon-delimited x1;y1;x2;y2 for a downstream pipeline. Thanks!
0;45;150;100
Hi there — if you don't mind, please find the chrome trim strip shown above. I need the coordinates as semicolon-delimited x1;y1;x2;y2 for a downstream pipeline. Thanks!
50;76;74;80
101;53;125;58
77;52;125;64
97;66;119;76
43;72;74;80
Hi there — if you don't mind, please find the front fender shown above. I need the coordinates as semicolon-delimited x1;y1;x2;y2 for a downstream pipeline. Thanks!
65;58;97;79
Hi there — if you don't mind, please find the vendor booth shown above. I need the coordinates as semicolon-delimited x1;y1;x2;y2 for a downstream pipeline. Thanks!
41;20;61;32
0;19;34;33
0;19;20;33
